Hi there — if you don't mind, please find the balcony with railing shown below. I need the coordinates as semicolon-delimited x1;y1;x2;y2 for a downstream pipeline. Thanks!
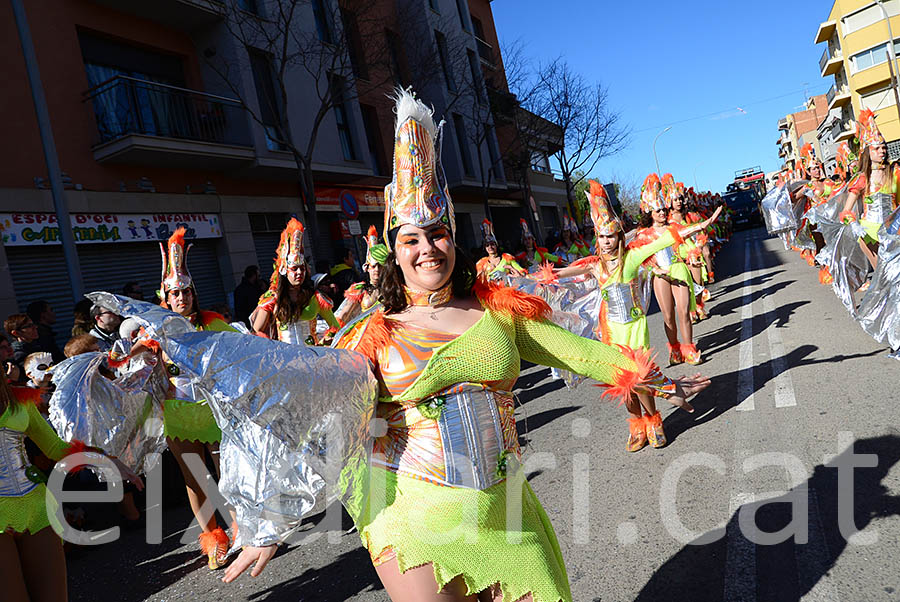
778;117;789;130
820;45;843;77
90;0;225;30
475;36;496;69
826;83;851;110
84;76;255;169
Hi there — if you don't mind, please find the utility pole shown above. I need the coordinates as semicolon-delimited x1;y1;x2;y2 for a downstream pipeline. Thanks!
10;0;84;301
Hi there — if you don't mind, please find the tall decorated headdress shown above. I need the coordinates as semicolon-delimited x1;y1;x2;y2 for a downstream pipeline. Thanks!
159;227;192;302
660;173;677;207
383;89;453;249
520;218;534;242
270;218;306;289
481;219;497;246
834;141;858;180
587;179;621;236
799;142;820;174
640;173;665;213
365;225;388;266
855;108;885;149
561;213;578;235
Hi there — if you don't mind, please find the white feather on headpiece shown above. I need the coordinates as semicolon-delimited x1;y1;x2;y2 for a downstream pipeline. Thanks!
392;88;437;139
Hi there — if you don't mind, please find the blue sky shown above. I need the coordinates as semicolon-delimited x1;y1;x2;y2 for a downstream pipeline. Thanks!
492;0;831;193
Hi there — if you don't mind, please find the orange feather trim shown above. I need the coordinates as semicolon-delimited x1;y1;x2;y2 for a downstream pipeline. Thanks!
838;210;857;224
473;277;551;320
570;255;602;268
11;386;43;406
353;310;396;365
667;224;685;247
198;311;226;327
533;262;558;284
595;345;657;406
315;291;334;311
818;266;833;285
167;226;187;251
343;284;366;304
198;527;229;555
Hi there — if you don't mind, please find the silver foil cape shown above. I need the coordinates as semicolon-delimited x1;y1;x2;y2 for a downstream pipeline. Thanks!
814;215;870;317
505;274;602;387
88;293;379;548
761;185;798;238
856;207;900;353
49;350;166;474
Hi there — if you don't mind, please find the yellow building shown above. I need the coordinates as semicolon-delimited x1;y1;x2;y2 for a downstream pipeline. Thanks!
816;0;900;161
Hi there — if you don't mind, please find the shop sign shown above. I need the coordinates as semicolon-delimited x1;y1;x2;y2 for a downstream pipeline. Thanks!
316;187;385;211
0;213;222;246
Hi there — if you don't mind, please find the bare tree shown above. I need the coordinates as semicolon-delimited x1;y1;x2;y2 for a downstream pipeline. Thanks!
206;0;446;261
514;58;629;219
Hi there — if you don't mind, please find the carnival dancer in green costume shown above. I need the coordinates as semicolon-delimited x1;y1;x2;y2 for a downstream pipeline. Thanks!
223;89;711;602
336;225;388;324
251;218;340;345
633;174;703;365
476;219;526;281
158;227;237;569
841;108;900;272
516;218;563;270
0;371;141;600
556;181;720;452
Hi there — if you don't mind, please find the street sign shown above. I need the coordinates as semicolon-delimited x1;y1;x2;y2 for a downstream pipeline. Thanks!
340;190;359;219
348;219;362;235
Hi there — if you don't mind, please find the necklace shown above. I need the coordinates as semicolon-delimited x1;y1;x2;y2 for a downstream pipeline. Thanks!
404;282;453;306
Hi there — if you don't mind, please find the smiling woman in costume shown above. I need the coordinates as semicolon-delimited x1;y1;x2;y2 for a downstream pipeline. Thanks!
157;227;237;569
476;219;526;281
223;90;710;602
251;219;341;345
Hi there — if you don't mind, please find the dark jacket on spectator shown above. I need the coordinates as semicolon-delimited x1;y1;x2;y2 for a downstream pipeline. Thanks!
89;325;119;353
36;324;64;363
11;340;41;384
233;276;266;327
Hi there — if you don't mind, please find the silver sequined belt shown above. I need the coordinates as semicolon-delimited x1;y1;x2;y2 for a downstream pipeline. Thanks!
0;428;40;497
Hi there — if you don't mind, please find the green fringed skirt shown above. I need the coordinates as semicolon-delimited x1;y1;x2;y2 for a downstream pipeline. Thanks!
355;466;572;602
162;399;221;444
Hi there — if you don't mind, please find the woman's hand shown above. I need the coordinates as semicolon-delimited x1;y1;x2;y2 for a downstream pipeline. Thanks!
223;545;278;583
663;373;712;413
111;457;144;491
701;206;724;230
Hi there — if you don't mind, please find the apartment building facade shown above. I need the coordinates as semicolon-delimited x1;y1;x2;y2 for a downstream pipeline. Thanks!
776;94;829;171
1;0;564;328
815;0;900;162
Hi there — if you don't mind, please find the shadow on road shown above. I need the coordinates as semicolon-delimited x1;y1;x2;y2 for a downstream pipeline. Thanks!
248;547;382;601
697;301;810;361
708;280;796;320
633;433;900;602
664;345;885;444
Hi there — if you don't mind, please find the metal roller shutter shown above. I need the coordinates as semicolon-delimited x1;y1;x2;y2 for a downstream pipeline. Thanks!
253;232;281;282
6;240;226;348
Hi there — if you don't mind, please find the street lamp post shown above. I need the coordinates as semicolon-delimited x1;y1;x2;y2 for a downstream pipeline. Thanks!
653;126;672;176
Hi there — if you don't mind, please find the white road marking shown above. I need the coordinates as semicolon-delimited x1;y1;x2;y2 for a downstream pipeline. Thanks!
724;449;757;602
755;245;797;408
736;241;756;412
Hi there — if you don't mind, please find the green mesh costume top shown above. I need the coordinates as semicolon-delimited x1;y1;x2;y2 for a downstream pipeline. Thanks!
0;392;79;534
333;281;675;602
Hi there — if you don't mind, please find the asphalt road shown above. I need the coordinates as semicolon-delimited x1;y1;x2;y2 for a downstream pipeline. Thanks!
67;226;900;602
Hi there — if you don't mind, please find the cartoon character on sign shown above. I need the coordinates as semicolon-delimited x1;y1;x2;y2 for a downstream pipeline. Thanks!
140;218;153;238
156;223;195;241
127;220;139;239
